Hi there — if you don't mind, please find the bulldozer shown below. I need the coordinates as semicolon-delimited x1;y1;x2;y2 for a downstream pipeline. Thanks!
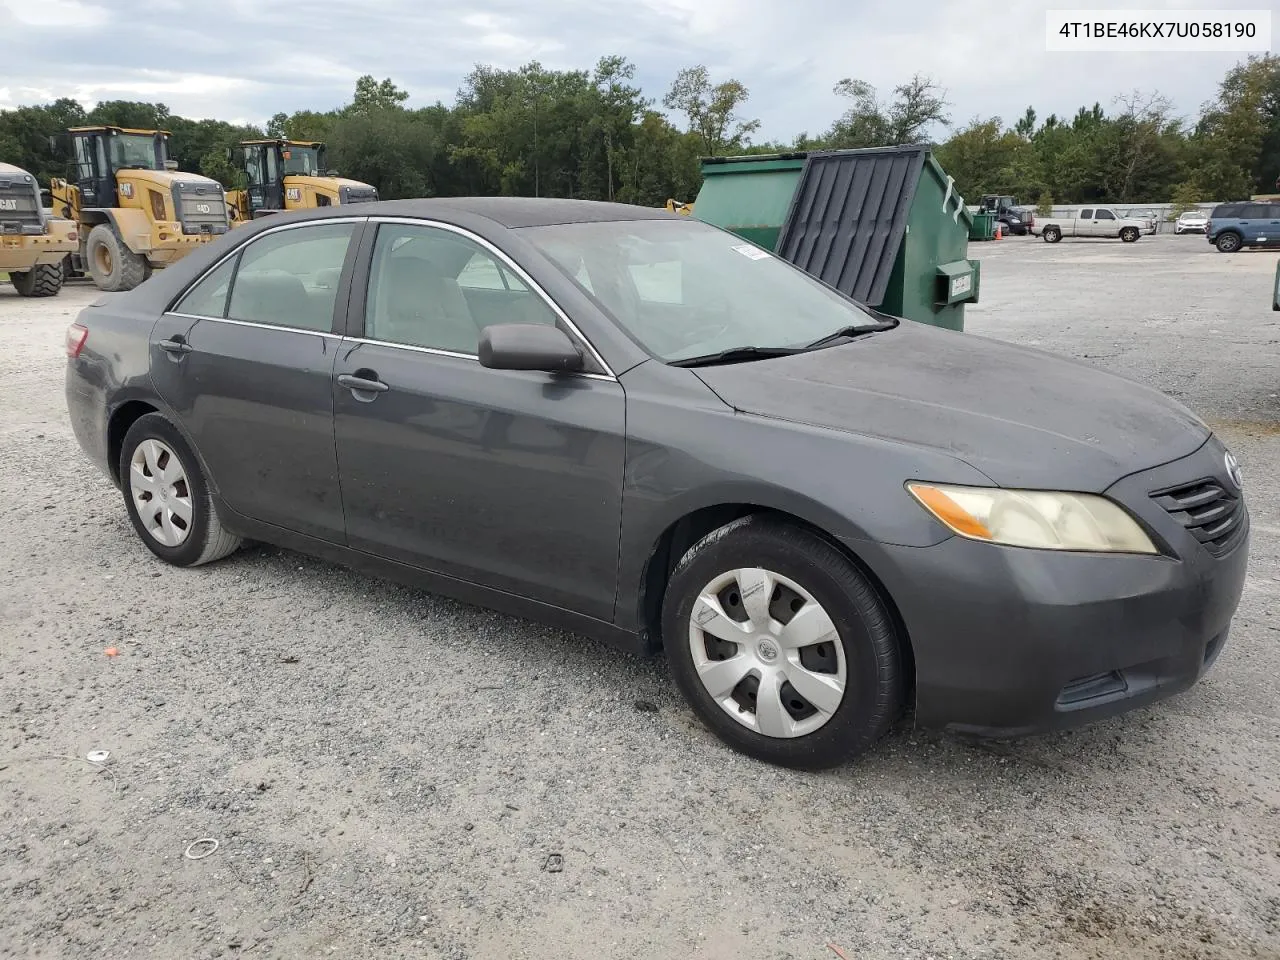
0;162;78;297
224;139;378;224
48;125;229;292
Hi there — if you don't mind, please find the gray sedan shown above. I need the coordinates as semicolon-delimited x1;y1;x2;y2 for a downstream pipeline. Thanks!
65;199;1249;769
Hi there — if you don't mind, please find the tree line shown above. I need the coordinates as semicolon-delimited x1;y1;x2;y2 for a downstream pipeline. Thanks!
1;55;1276;210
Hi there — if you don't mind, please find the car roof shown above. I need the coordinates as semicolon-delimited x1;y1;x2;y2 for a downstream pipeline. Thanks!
321;196;678;229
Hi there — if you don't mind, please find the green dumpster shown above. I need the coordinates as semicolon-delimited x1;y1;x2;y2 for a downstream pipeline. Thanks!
968;212;996;241
693;145;980;331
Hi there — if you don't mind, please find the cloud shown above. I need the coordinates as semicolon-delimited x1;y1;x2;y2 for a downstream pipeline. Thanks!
0;0;1248;140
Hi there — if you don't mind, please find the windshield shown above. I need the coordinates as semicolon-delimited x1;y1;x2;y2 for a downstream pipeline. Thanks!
281;144;324;176
106;133;163;171
519;218;882;362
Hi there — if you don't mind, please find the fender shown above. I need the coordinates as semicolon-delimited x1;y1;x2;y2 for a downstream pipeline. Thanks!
94;207;154;253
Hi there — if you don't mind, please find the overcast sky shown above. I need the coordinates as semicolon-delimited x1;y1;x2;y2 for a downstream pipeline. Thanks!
0;0;1264;141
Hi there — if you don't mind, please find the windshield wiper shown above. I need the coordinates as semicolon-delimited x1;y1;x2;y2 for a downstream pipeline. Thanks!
669;345;808;368
806;319;896;348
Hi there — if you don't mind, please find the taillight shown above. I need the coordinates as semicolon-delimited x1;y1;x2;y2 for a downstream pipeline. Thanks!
66;323;88;358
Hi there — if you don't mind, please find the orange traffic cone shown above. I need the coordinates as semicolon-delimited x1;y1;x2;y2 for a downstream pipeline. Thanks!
994;222;1003;240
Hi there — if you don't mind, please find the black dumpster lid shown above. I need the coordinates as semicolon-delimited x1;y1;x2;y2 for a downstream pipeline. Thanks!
775;144;929;307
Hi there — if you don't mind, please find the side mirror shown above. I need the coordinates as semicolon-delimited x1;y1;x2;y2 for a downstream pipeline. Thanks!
164;159;179;171
478;323;584;373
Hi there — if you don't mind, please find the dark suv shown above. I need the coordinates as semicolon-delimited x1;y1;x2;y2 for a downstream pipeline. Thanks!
1207;201;1280;252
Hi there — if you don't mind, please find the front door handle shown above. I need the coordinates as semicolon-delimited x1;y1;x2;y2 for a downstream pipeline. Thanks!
337;372;389;398
159;336;192;358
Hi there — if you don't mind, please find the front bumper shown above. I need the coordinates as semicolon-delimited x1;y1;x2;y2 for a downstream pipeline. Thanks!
863;437;1249;737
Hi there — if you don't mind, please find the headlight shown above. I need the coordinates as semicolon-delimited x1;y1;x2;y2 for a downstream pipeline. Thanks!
906;482;1158;554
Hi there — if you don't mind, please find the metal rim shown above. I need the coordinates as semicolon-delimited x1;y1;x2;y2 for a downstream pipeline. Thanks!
1219;233;1240;251
129;438;193;547
94;240;112;277
687;567;847;739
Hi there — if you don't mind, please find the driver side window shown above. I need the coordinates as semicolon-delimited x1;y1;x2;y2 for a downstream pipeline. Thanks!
1095;209;1115;221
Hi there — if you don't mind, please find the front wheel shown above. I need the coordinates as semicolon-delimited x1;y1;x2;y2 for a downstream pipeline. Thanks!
86;223;148;292
1042;226;1062;243
1215;232;1242;253
1120;227;1140;242
119;413;243;567
662;515;905;769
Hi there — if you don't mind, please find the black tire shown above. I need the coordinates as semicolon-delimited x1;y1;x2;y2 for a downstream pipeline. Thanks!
86;222;148;292
1215;231;1242;253
9;263;63;297
1120;227;1140;242
119;413;243;567
1043;226;1062;243
661;515;905;769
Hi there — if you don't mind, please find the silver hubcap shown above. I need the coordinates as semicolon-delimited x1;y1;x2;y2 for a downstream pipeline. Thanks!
129;439;193;547
688;567;847;739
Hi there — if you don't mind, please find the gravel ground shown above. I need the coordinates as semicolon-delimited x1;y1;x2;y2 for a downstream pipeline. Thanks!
2;236;1278;960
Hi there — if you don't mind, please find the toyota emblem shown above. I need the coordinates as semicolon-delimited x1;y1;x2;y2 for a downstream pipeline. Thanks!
1224;451;1243;490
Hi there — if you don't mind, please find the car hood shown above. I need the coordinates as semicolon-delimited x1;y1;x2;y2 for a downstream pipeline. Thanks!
692;321;1211;491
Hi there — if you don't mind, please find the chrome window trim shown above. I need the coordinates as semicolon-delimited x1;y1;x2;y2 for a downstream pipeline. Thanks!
339;335;617;383
167;311;338;338
168;215;369;317
364;216;617;379
166;213;619;382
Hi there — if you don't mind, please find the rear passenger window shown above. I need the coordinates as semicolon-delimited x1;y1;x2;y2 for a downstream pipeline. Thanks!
1242;204;1270;219
1212;204;1242;218
227;222;355;332
175;256;235;318
1079;209;1093;219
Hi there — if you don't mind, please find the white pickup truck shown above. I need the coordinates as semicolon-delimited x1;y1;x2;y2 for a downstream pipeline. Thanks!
1032;206;1148;243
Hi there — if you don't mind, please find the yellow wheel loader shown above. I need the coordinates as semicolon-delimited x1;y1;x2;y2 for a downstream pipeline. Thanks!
0;162;78;297
49;126;229;292
665;199;694;215
225;139;378;225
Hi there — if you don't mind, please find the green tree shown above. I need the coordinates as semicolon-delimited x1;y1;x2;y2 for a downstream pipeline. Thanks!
662;65;760;156
934;117;1039;199
349;76;410;114
825;74;949;148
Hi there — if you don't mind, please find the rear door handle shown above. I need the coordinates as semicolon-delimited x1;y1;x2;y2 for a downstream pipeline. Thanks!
337;373;389;396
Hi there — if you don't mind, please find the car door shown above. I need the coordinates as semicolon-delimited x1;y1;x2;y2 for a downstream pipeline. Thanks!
331;218;626;621
150;217;365;543
1238;203;1268;244
1093;208;1117;237
1256;203;1280;244
1075;209;1093;237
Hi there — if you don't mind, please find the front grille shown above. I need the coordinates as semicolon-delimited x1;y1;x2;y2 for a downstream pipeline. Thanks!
171;181;229;233
0;178;44;235
1150;477;1246;556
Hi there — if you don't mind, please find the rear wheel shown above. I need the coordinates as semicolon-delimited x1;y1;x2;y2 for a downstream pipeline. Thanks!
119;413;243;567
1215;231;1242;253
1043;226;1062;243
1120;226;1140;242
9;263;63;297
86;223;148;292
662;515;905;769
